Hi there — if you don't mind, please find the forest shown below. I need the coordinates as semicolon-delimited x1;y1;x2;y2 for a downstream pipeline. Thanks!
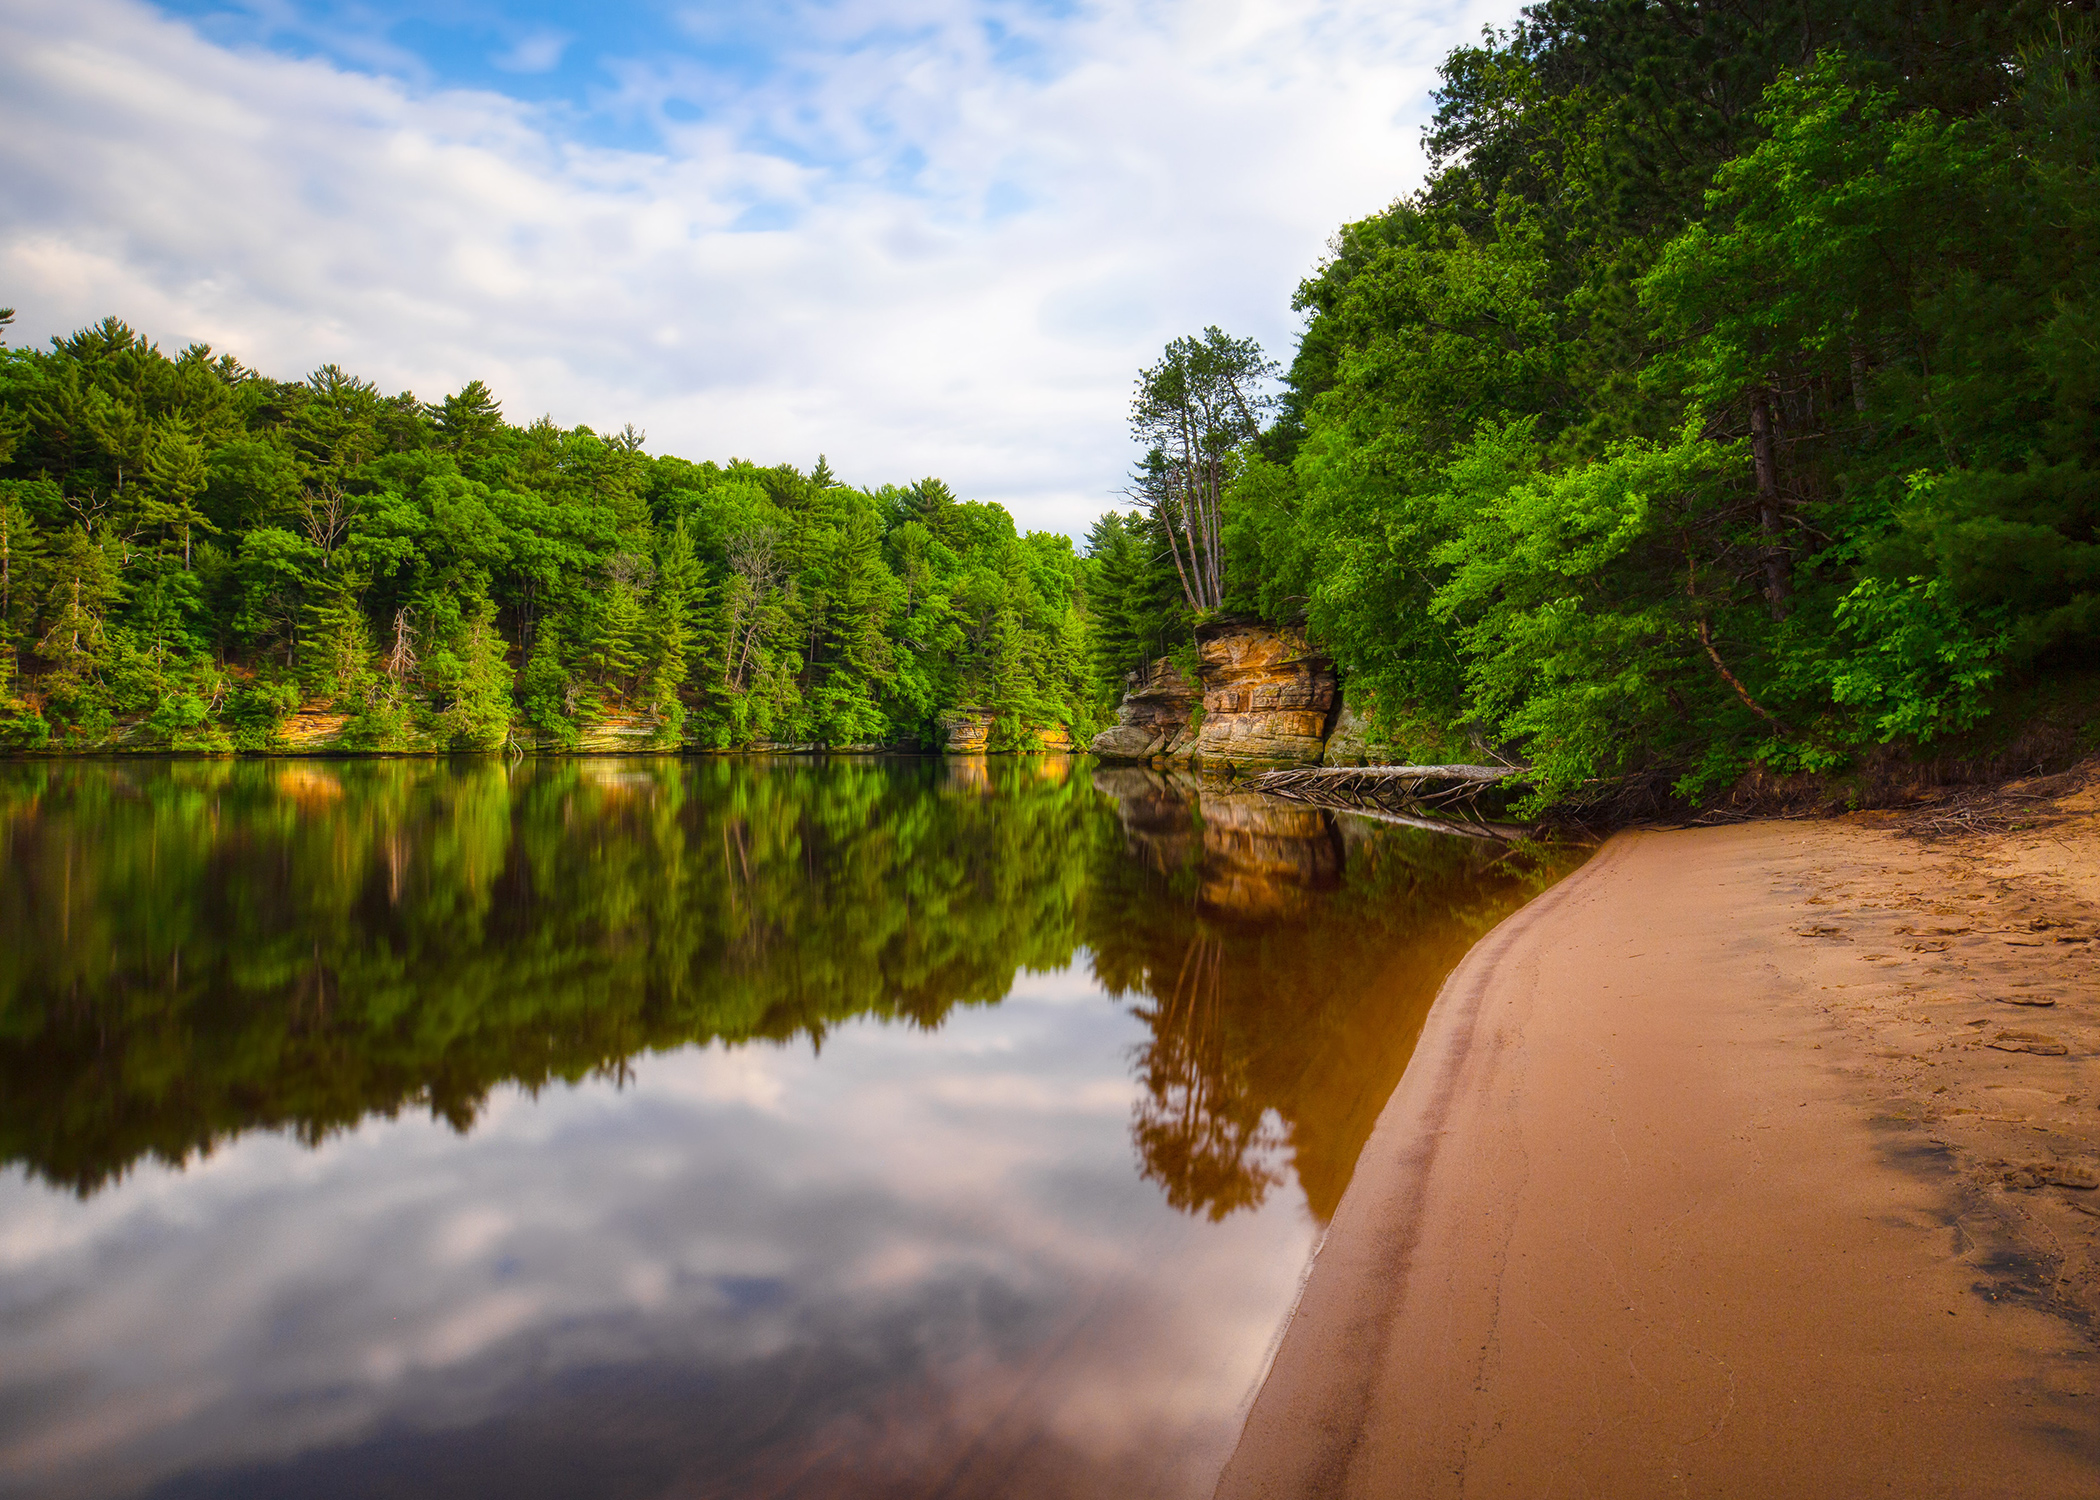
0;320;1092;753
1094;0;2100;810
3;2;2096;812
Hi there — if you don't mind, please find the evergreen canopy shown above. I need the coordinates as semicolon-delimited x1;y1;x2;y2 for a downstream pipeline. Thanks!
0;324;1092;753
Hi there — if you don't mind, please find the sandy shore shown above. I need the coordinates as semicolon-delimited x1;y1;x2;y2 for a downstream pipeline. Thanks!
1217;769;2100;1499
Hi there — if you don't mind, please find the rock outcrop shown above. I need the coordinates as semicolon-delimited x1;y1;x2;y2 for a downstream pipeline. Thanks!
1190;622;1336;766
937;709;1075;753
1090;620;1337;768
1086;659;1200;760
937;708;995;753
1320;703;1387;767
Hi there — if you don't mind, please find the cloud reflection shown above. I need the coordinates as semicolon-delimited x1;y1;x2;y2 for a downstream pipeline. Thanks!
0;987;1312;1500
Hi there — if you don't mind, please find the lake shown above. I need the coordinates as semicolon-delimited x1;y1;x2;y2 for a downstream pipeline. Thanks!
0;757;1563;1500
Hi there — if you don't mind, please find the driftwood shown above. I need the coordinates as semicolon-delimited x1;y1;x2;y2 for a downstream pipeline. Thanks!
1246;763;1532;841
1325;804;1531;843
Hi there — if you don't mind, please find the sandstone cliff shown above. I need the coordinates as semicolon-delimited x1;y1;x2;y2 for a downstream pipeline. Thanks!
1086;658;1201;761
936;709;1075;753
1089;620;1337;768
1320;702;1406;767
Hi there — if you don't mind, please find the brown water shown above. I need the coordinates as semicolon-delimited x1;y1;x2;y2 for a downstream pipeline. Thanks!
0;756;1566;1500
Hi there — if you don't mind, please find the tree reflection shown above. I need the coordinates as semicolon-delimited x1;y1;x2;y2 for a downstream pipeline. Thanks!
1087;768;1569;1223
0;756;1107;1194
0;758;1571;1215
1128;933;1287;1221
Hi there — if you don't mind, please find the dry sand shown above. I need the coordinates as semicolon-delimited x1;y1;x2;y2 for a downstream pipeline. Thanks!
1217;767;2100;1499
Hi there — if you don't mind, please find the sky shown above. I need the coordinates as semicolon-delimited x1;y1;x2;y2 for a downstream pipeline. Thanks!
0;0;1519;538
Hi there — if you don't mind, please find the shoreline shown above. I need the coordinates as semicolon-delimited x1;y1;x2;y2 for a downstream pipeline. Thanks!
1217;774;2100;1498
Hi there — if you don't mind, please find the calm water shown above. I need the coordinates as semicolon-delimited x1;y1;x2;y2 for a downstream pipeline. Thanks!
0;757;1563;1500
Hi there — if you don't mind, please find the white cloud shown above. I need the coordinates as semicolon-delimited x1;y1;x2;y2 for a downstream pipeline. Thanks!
0;0;1516;536
491;28;569;74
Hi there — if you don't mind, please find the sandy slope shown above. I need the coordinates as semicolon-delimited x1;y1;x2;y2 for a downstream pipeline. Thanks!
1216;785;2100;1499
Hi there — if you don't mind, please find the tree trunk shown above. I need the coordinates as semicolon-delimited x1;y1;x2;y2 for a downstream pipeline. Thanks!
1158;496;1199;614
1749;392;1791;620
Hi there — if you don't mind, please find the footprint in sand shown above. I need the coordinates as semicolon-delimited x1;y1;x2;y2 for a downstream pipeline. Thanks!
1988;1030;2071;1055
2001;1161;2100;1190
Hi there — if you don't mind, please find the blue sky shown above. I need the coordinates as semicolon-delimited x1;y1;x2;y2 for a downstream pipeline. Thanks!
153;0;948;148
1;0;1518;535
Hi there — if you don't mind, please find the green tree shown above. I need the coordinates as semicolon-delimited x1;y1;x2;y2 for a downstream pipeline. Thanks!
1129;329;1276;611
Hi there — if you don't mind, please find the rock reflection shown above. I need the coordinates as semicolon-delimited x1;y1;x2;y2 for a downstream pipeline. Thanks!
1089;768;1561;1223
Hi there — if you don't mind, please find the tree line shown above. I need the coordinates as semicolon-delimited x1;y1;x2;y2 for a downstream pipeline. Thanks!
1091;1;2099;809
0;316;1092;753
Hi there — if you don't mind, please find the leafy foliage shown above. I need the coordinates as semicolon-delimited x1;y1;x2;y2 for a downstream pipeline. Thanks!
1095;4;2100;807
0;332;1091;750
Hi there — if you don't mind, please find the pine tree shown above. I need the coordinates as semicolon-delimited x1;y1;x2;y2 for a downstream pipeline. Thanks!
647;521;705;741
588;579;648;699
36;525;121;680
441;596;512;749
140;420;216;568
521;623;576;747
302;574;375;705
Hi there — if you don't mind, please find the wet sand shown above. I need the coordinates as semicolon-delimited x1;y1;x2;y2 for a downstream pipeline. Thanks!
1217;775;2100;1499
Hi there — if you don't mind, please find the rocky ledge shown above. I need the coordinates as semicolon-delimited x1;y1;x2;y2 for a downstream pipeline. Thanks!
935;709;1075;753
1089;620;1339;768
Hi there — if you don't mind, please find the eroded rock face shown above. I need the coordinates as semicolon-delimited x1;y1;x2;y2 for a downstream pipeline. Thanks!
577;713;678;752
1089;621;1336;766
1087;659;1200;760
1190;622;1335;767
938;709;994;753
1321;703;1379;767
938;708;1075;753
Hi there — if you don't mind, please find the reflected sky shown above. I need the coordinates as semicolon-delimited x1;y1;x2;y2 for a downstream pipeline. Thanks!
0;758;1567;1498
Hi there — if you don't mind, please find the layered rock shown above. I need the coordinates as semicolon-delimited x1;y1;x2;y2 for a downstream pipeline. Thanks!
576;712;680;752
938;708;995;753
937;709;1076;754
1086;658;1199;761
1320;703;1383;767
1189;622;1336;766
1089;620;1337;767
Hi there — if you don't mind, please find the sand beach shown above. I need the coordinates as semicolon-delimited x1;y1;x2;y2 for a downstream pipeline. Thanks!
1218;766;2100;1499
